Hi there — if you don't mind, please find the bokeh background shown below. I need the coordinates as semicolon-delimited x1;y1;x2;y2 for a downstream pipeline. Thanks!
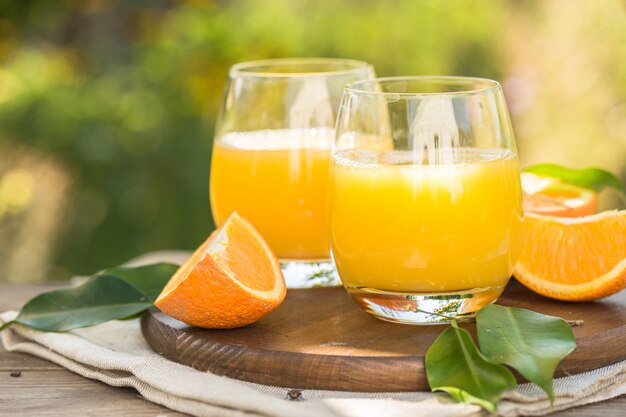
1;0;625;282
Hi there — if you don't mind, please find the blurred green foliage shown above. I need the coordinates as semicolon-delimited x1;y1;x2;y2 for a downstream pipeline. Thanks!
0;0;624;280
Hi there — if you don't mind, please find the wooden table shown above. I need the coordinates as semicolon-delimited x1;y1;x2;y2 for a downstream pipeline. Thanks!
1;283;624;417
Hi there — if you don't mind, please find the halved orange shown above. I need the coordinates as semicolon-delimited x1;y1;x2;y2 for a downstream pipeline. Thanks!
514;210;626;301
155;212;286;329
522;173;599;217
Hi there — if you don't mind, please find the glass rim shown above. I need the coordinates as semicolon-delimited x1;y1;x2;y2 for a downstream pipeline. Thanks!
229;58;373;78
345;76;501;97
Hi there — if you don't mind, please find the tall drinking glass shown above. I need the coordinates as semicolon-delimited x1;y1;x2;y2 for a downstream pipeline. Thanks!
210;58;375;288
330;76;523;323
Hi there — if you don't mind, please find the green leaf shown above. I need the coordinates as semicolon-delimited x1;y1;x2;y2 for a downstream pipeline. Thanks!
0;262;178;333
101;262;179;302
4;275;153;332
426;321;517;412
523;164;625;195
476;305;576;403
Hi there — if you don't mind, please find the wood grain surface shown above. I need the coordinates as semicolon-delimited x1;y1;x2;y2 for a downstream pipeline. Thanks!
1;282;625;416
0;283;188;417
141;279;626;392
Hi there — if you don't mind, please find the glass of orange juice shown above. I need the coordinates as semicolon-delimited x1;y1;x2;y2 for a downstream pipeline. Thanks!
210;58;375;288
330;76;523;323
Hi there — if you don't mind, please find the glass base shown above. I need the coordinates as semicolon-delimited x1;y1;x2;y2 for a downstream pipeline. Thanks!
345;285;505;325
281;260;340;288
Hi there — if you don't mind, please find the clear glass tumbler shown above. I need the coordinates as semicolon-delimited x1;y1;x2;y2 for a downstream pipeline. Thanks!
210;58;375;288
330;76;524;323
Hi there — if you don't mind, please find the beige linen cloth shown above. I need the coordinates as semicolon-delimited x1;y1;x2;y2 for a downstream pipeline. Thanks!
1;251;625;417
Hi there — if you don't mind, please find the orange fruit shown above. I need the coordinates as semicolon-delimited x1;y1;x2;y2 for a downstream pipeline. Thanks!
514;210;626;301
155;212;286;329
521;173;598;217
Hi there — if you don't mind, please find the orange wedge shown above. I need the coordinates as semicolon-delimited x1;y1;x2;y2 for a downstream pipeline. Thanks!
514;210;626;301
155;212;286;329
522;173;599;217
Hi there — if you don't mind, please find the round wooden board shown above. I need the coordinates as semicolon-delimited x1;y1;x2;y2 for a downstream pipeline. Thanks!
141;280;626;392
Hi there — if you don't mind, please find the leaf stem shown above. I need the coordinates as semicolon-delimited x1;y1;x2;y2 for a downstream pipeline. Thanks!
0;320;15;332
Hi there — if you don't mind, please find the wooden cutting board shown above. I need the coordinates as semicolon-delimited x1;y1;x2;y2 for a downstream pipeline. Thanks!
141;280;626;392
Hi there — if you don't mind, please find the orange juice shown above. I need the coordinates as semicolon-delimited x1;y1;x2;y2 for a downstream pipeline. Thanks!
330;148;523;292
210;128;332;259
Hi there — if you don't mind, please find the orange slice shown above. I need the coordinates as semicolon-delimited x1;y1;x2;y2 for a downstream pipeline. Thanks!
514;210;626;301
155;212;286;328
522;173;599;217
